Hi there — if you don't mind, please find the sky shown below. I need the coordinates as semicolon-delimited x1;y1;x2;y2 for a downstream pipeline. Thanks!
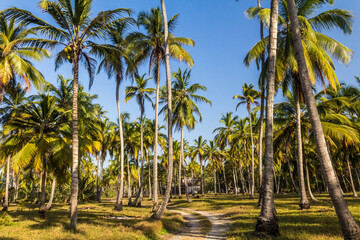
1;0;360;148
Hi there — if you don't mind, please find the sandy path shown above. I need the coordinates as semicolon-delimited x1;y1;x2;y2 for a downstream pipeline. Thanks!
169;208;230;240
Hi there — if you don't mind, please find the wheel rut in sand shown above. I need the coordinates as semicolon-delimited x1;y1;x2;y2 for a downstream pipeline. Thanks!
169;208;230;240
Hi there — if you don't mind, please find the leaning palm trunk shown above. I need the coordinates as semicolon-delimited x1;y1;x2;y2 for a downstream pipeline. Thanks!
255;0;279;236
133;115;145;207
46;176;56;210
305;158;318;202
151;0;173;219
152;54;161;211
115;77;125;211
286;0;360;237
181;126;192;202
295;92;310;209
346;151;358;198
70;51;80;231
248;106;255;198
2;156;10;211
39;157;47;219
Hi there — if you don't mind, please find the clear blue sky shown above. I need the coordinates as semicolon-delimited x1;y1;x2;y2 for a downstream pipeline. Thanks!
2;0;360;146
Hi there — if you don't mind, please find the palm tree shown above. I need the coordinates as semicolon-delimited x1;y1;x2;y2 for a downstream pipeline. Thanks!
125;74;154;207
0;16;51;98
255;0;279;236
233;83;260;198
129;7;194;211
4;1;131;230
192;136;207;196
204;140;222;196
151;0;174;219
286;0;360;238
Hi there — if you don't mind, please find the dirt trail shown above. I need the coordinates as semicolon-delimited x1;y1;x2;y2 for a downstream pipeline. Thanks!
169;208;230;240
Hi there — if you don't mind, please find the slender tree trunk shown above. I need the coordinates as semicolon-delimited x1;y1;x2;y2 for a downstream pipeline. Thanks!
2;156;10;211
217;172;221;194
244;141;251;195
273;165;278;194
127;153;132;205
296;92;310;209
96;154;100;201
14;174;18;202
115;77;125;211
70;51;80;231
152;0;173;219
239;160;246;195
248;107;255;198
287;0;360;237
255;0;279;236
305;159;318;202
346;152;358;197
200;155;204;195
213;158;217;196
287;152;299;195
133;114;145;207
232;161;238;197
153;54;161;211
222;160;228;194
178;152;182;199
46;176;56;210
148;164;152;200
181;126;192;202
277;160;282;194
99;158;104;202
39;157;47;219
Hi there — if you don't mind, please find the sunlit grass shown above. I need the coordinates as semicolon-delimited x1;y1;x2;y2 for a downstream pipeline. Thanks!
169;192;360;239
1;198;183;240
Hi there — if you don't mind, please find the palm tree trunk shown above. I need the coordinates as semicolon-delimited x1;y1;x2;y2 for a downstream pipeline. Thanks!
200;155;204;196
133;114;145;207
14;174;19;202
46;176;56;210
295;92;310;209
115;77;125;211
152;53;161;211
178;152;182;199
346;152;358;197
287;146;300;195
99;158;104;202
255;0;279;236
305;159;318;202
152;0;173;219
273;165;278;194
217;172;221;194
39;157;47;219
2;156;10;211
96;154;100;201
70;50;80;231
232;161;238;197
239;160;246;195
222;160;228;194
277;160;282;194
213;158;217;196
181;126;192;203
148;164;152;200
248;107;255;198
127;153;132;205
244;141;251;195
286;0;360;237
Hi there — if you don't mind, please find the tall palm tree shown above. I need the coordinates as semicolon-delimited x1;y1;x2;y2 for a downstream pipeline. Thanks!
4;0;131;230
152;0;174;219
286;0;360;238
204;140;222;197
233;83;260;198
171;68;211;202
125;74;154;207
129;7;194;211
255;0;279;236
0;16;51;98
94;20;137;211
192;136;207;196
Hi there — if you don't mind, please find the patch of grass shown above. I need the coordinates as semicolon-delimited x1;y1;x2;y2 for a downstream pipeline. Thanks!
169;193;360;239
1;198;183;240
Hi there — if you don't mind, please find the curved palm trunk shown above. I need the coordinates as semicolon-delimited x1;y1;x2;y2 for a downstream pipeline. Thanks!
2;156;10;211
152;55;161;211
181;126;192;202
39;157;47;219
295;93;310;209
222;160;228;194
346;151;358;198
46;176;56;210
115;78;125;211
305;158;318;202
255;0;279;236
248;106;255;198
152;1;173;219
70;51;80;231
287;0;360;237
133;114;145;207
127;153;132;205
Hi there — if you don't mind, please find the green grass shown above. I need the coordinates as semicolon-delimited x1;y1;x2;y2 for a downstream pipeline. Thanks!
168;193;360;240
0;198;183;240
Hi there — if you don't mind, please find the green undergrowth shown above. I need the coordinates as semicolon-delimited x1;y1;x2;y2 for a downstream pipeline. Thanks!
1;198;183;240
169;192;360;240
